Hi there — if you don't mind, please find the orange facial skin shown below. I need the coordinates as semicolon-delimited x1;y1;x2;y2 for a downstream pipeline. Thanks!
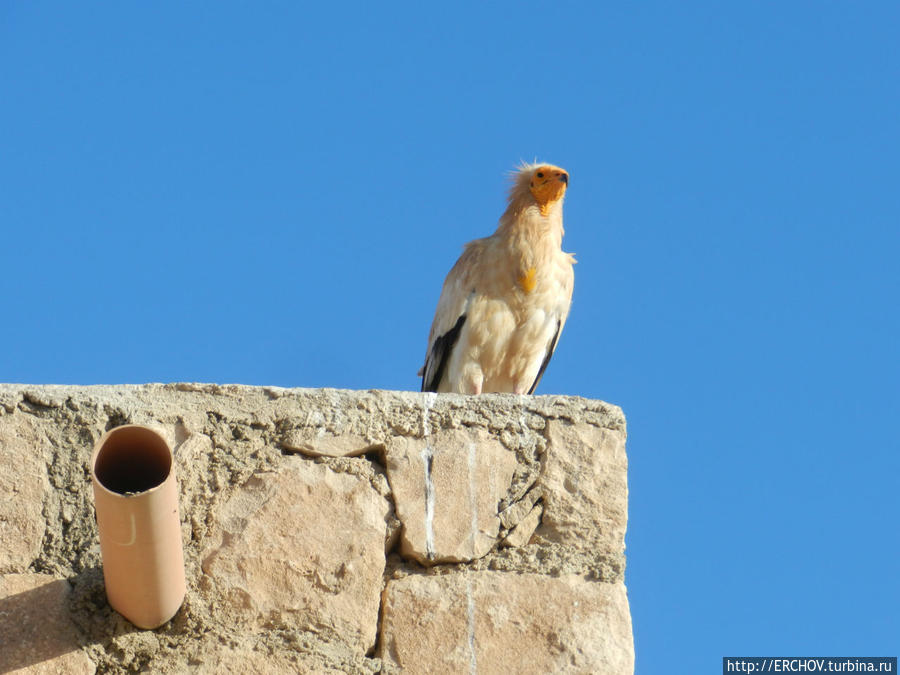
528;165;569;215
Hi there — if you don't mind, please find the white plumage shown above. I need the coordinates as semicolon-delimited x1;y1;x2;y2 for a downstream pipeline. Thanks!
420;162;575;394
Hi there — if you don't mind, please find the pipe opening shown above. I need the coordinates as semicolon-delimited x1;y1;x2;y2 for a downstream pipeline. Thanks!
94;426;172;495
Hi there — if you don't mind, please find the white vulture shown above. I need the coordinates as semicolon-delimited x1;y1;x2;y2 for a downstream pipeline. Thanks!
420;162;575;394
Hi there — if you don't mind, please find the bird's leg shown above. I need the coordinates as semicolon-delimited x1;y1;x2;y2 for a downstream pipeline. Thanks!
462;379;483;395
459;367;483;395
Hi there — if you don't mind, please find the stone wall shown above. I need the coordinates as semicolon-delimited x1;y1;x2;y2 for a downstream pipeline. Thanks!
0;384;633;674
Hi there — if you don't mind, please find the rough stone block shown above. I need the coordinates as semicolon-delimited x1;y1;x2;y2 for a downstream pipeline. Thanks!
164;640;366;675
0;418;48;573
379;571;633;675
499;486;542;530
201;457;389;653
537;421;628;554
386;428;518;565
281;428;377;457
501;502;543;548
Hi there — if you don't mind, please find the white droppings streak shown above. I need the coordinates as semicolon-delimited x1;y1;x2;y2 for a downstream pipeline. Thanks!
422;392;438;561
466;577;478;675
421;445;436;560
517;395;529;439
422;392;437;438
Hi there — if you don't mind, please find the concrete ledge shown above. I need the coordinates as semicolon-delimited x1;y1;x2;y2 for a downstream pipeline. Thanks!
0;384;632;674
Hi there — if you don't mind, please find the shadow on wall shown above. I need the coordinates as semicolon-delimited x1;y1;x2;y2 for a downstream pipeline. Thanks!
0;567;139;674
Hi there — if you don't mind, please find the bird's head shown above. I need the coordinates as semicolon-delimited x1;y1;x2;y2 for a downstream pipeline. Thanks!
512;163;569;216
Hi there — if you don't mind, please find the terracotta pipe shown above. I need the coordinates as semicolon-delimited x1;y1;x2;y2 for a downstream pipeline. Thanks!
91;424;186;629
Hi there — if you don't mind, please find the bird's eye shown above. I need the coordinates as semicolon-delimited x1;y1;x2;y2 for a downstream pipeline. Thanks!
536;172;544;178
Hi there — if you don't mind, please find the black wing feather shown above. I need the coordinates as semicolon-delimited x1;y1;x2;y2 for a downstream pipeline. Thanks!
421;313;467;392
527;319;561;395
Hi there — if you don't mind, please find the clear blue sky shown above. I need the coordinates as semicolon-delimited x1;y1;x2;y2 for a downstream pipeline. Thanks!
3;2;898;670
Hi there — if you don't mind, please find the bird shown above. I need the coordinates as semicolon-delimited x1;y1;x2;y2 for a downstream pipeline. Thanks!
420;162;575;395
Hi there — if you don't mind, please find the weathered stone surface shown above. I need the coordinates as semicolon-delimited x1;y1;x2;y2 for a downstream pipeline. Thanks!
281;428;378;457
499;486;542;530
155;638;376;675
502;502;543;548
537;421;628;554
387;428;518;565
0;573;96;674
0;418;48;573
0;384;631;672
380;571;633;675
192;647;339;675
200;457;389;653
